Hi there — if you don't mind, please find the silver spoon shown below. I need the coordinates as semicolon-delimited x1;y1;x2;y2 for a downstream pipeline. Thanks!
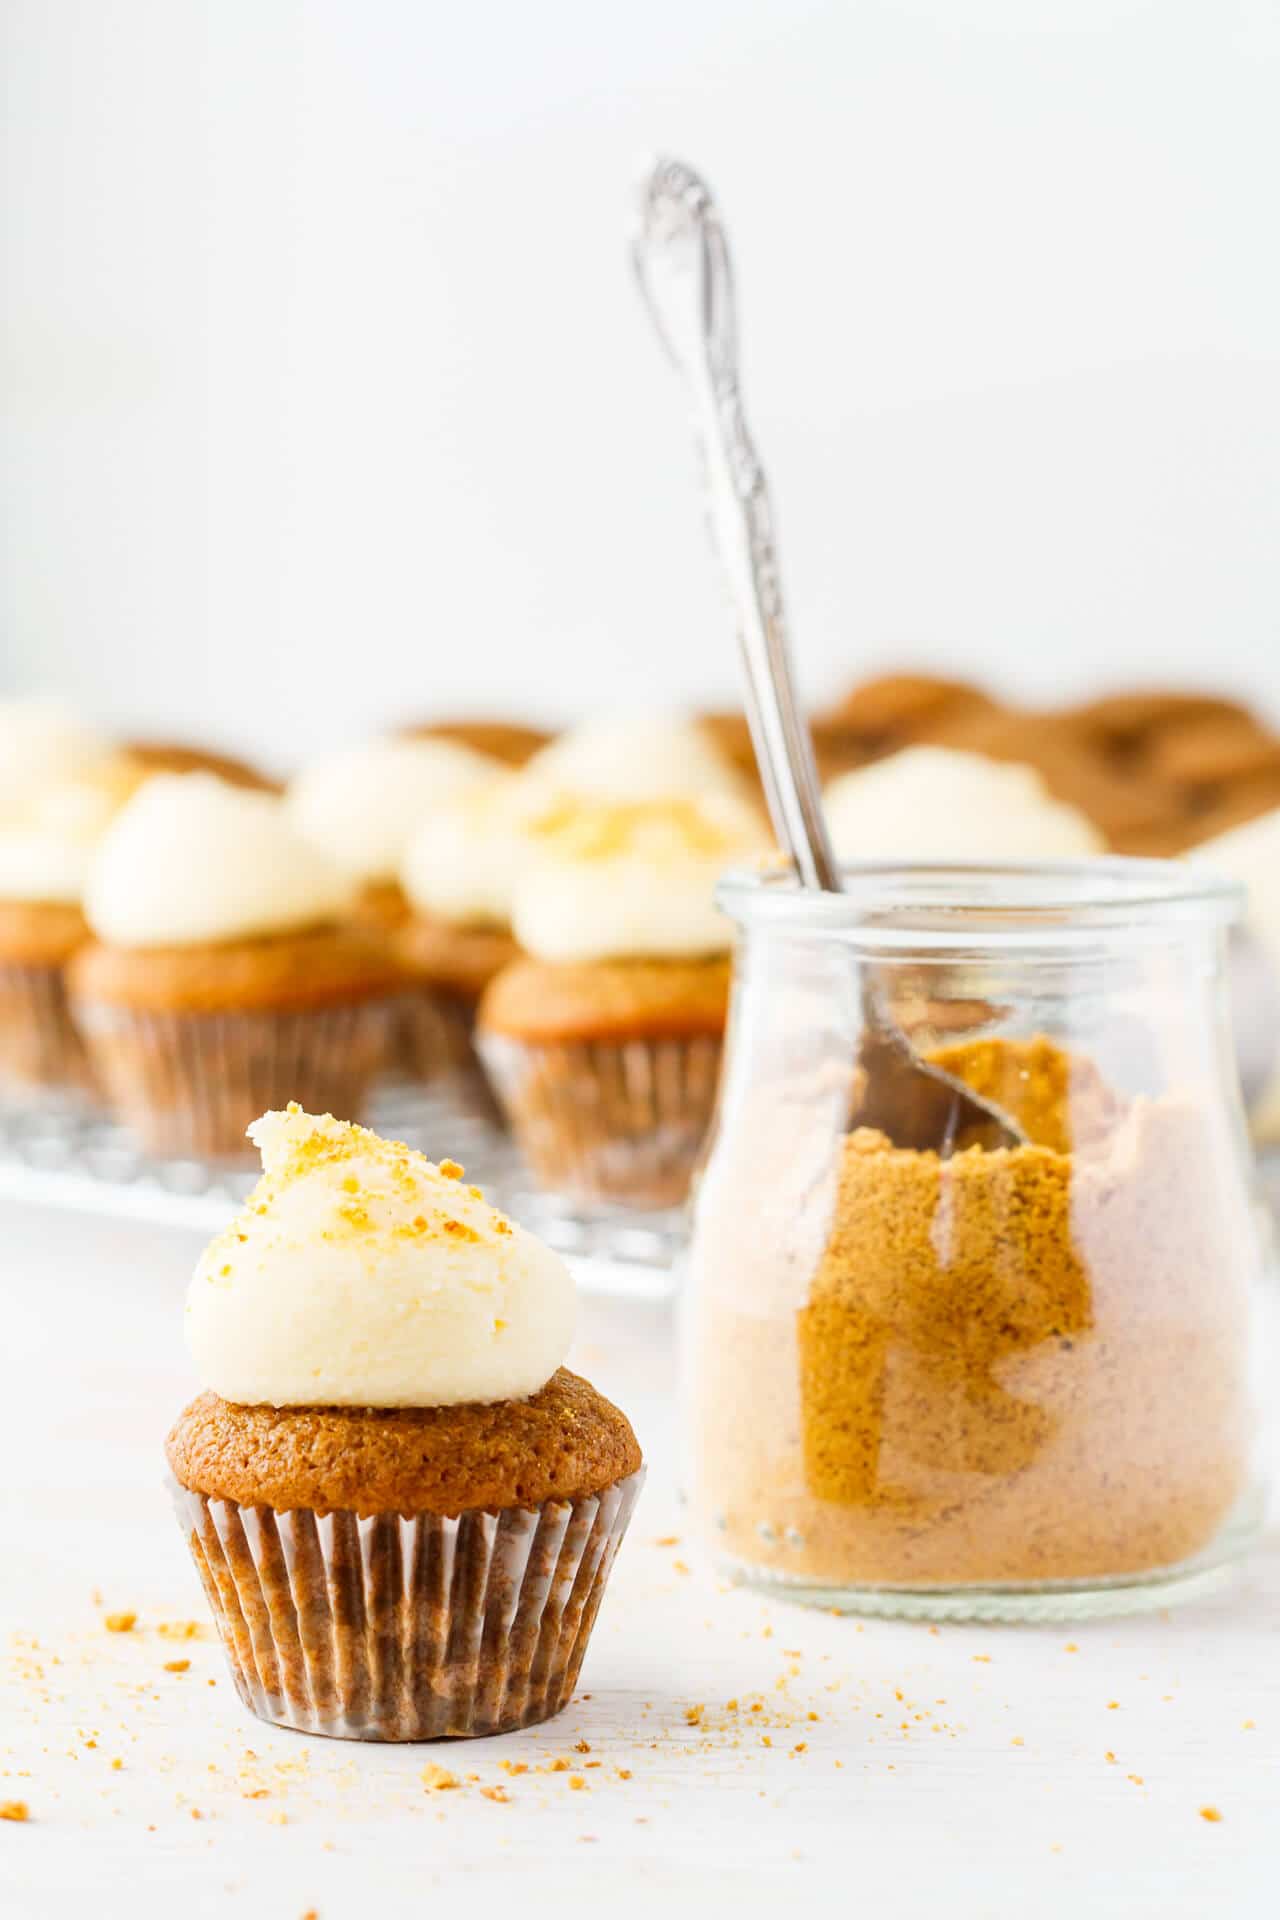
632;154;1025;1154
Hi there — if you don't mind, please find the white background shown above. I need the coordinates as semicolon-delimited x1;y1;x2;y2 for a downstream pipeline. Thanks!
3;0;1280;769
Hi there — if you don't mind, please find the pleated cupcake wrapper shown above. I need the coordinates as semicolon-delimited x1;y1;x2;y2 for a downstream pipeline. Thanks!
391;987;502;1121
478;1031;722;1212
394;986;476;1080
172;1468;644;1741
0;958;95;1098
72;999;392;1162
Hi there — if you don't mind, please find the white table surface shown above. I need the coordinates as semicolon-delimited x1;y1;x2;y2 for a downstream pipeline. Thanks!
2;1195;1278;1919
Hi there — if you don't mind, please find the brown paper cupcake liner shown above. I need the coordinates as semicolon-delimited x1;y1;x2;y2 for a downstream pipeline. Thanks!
0;959;95;1099
395;987;477;1081
171;1469;644;1740
478;1032;722;1211
72;999;392;1161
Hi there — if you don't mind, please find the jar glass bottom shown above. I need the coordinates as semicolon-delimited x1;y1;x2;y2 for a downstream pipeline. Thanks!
711;1483;1268;1622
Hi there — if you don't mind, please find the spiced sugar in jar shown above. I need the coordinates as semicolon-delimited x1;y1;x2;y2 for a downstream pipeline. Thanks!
684;860;1270;1620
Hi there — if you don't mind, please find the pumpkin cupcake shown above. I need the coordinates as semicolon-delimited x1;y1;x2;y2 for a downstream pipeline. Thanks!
0;748;154;1097
69;775;400;1158
396;774;537;1083
478;793;765;1212
286;736;503;1078
167;1105;643;1740
401;717;554;766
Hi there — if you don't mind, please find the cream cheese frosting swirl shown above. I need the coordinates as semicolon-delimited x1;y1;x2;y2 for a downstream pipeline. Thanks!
185;1106;576;1407
824;746;1103;861
0;826;95;904
85;774;355;947
0;753;156;902
512;793;766;964
0;698;109;823
521;711;746;806
286;737;500;884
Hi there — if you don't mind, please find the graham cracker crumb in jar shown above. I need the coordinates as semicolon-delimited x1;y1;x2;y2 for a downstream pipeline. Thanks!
695;1037;1255;1591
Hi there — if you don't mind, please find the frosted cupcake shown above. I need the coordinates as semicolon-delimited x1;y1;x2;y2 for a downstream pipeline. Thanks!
69;776;399;1157
285;735;501;923
166;1106;643;1740
0;697;108;824
823;746;1104;860
519;710;751;808
478;793;765;1211
396;775;536;1082
286;736;503;1077
0;747;152;1096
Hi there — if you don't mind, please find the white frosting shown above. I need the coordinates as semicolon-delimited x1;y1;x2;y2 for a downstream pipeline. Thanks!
521;712;744;806
0;827;94;904
824;747;1103;861
0;699;108;823
286;737;500;884
1196;808;1280;1141
185;1106;576;1408
512;794;765;964
400;774;546;929
28;754;151;842
85;774;355;947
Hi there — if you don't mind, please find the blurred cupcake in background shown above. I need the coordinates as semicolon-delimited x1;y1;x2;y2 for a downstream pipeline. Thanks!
477;792;766;1213
519;709;754;810
124;739;278;791
823;745;1103;861
286;736;502;1078
397;774;533;1084
401;716;554;766
0;737;152;1098
0;697;109;823
285;735;501;921
69;775;401;1159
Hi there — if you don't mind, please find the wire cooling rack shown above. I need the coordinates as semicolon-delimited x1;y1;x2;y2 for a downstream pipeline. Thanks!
0;1079;682;1301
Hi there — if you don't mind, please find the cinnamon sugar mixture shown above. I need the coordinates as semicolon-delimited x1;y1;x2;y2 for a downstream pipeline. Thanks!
695;1038;1256;1588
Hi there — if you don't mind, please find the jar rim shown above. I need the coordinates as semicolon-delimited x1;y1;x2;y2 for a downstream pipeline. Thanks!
717;856;1244;944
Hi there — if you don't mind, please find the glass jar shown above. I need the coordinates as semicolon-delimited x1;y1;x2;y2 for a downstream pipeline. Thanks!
684;860;1271;1620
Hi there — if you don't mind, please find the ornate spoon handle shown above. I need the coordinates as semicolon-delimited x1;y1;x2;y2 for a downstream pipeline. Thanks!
632;155;841;893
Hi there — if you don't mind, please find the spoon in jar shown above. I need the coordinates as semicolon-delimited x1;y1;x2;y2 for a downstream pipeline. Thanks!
631;154;1025;1154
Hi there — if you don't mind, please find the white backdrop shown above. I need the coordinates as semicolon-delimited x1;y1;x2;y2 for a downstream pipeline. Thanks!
3;0;1279;769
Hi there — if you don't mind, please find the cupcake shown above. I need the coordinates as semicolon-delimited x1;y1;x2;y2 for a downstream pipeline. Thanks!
478;793;765;1212
401;718;555;766
0;696;108;823
286;736;504;1077
0;829;96;1097
823;746;1103;861
519;709;752;808
396;775;535;1082
0;749;153;1097
125;740;277;791
68;775;400;1158
166;1105;643;1740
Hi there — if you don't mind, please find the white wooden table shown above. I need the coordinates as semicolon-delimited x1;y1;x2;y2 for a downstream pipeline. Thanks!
2;1195;1277;1918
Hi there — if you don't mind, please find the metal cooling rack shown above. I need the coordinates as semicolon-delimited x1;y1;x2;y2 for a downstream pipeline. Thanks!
0;1080;682;1301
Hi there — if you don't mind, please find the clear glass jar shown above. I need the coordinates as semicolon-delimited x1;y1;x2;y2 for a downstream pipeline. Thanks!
684;860;1271;1620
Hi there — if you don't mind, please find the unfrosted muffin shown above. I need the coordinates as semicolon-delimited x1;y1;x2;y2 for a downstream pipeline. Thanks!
286;736;504;1079
478;794;764;1212
166;1105;643;1740
68;775;399;1157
